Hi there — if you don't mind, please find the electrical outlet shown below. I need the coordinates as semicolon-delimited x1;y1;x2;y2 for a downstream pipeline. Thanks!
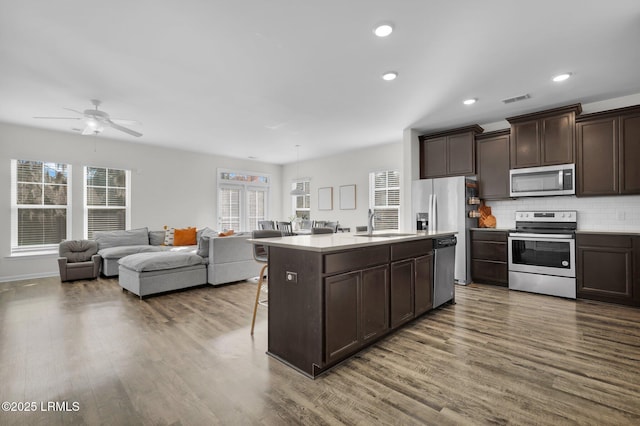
286;271;297;283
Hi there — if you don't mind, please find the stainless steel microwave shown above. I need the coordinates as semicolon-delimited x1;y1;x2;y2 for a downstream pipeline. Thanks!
509;164;575;197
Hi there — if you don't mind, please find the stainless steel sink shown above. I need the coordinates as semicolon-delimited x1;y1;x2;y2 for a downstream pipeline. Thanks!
354;233;417;237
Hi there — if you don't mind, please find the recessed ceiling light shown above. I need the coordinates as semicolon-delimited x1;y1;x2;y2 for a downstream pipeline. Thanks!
463;98;477;105
382;71;398;81
374;24;393;37
552;73;572;82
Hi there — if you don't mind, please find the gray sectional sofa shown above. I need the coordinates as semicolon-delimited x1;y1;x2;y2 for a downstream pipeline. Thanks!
92;227;262;297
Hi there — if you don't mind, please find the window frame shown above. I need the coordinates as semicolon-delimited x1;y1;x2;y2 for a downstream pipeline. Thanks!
83;166;131;239
217;168;270;231
10;159;72;256
369;170;400;231
291;179;311;220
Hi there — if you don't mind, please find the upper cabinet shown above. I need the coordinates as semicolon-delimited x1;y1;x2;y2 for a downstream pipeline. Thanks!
507;104;582;169
576;105;640;196
419;125;484;179
476;129;511;200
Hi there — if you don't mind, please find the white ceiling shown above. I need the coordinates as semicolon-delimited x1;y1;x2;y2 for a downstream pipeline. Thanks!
1;0;639;165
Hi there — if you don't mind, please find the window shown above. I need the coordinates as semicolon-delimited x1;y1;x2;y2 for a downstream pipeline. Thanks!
292;180;310;219
84;166;130;239
369;170;400;230
218;169;269;231
11;159;71;254
219;186;241;231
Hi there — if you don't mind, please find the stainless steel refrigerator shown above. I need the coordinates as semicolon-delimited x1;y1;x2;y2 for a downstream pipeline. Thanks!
411;176;478;285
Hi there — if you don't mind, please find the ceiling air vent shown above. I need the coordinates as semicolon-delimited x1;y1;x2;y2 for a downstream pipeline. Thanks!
502;94;531;104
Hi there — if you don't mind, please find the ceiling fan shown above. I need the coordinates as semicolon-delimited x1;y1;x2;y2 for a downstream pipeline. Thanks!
34;99;143;137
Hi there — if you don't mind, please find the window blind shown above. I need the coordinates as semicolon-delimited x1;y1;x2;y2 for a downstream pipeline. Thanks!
12;160;70;253
85;166;129;238
219;186;241;231
293;180;310;219
370;170;400;230
247;188;267;231
218;169;270;231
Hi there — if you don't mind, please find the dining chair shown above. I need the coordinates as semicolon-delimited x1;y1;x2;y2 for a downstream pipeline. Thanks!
324;221;338;232
311;227;334;235
277;221;294;236
250;229;282;335
258;220;275;230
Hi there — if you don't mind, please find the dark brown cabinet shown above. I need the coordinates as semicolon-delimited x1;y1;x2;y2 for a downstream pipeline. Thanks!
325;271;360;363
476;130;511;200
389;240;434;327
361;265;390;342
576;233;639;307
390;260;414;328
420;125;483;179
321;238;435;370
576;106;640;196
414;254;434;316
471;230;508;286
324;264;390;364
507;104;582;169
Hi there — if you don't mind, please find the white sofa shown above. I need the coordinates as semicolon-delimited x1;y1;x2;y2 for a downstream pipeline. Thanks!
93;228;262;296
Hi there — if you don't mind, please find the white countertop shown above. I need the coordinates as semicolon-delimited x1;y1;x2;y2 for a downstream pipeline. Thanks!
248;230;457;253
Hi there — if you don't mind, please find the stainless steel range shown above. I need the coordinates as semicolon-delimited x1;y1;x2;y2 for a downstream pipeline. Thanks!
508;210;577;299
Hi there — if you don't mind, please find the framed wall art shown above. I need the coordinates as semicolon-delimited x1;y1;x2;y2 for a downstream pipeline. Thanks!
339;184;356;210
318;187;333;210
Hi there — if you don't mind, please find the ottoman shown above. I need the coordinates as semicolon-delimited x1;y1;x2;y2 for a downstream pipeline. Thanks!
118;251;207;298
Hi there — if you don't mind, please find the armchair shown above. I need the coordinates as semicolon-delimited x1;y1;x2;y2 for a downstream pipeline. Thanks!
58;240;101;282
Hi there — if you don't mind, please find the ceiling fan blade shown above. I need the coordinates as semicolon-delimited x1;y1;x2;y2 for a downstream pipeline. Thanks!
111;118;141;125
81;125;95;135
107;120;142;137
33;116;82;120
63;108;85;115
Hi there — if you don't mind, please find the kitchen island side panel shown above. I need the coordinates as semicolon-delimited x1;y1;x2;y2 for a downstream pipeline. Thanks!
267;246;324;376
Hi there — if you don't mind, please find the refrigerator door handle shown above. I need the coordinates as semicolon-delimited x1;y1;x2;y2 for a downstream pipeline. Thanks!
428;193;437;233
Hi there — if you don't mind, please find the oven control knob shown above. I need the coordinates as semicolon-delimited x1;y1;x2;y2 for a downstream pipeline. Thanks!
562;261;569;267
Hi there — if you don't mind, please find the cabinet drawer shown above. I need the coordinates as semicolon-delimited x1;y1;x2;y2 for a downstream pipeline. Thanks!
577;234;632;248
472;260;508;284
391;239;433;261
471;230;507;242
324;246;389;275
472;241;507;262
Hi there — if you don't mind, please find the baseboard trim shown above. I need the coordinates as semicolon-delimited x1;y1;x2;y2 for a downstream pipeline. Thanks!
0;271;58;283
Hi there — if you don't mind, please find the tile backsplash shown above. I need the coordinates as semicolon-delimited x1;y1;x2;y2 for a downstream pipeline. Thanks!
486;195;640;231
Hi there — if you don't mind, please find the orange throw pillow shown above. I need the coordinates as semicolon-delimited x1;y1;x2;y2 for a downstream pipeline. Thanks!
218;229;235;237
173;227;197;246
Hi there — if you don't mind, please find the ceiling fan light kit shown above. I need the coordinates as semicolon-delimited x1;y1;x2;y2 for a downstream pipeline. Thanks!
34;99;142;137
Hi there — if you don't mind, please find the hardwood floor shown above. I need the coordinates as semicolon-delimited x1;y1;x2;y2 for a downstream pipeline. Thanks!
1;277;639;425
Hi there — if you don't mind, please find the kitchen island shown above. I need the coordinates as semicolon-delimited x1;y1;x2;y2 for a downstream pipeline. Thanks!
249;231;456;378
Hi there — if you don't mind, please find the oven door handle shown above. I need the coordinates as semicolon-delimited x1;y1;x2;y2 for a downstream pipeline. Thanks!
509;233;575;240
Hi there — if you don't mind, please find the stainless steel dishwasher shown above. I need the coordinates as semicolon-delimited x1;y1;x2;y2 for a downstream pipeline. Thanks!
433;235;457;308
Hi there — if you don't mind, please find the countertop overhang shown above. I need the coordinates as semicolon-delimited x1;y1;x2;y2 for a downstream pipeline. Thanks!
248;231;457;253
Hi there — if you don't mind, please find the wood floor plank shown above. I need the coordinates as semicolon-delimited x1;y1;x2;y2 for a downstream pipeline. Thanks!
1;277;640;425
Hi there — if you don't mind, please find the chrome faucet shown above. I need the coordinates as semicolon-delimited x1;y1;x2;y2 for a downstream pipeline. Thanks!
367;209;376;235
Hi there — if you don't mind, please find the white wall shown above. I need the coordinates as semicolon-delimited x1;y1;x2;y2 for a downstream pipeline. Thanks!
280;142;403;230
0;123;282;282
